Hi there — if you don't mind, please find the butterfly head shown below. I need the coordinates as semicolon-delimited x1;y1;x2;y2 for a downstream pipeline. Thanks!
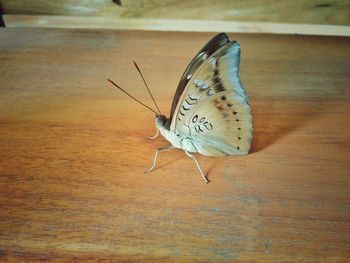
155;114;168;128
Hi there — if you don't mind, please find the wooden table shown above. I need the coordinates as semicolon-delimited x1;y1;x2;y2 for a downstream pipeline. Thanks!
0;28;349;262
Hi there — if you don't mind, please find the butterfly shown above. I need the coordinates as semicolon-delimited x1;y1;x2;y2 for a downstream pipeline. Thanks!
108;33;253;183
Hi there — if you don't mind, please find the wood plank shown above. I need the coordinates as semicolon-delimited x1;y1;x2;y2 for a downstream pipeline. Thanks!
4;15;350;37
0;0;349;26
0;28;350;262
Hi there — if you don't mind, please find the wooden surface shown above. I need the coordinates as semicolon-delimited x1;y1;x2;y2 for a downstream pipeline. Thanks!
0;28;350;262
1;0;350;25
4;16;350;37
3;0;349;36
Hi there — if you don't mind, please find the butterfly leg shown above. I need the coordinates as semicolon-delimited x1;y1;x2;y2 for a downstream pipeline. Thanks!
184;151;209;183
145;145;174;174
149;129;159;140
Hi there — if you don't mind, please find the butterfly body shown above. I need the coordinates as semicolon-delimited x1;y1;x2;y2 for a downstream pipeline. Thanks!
155;116;198;153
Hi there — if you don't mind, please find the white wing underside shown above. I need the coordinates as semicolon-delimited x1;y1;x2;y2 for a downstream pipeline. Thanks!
170;41;253;156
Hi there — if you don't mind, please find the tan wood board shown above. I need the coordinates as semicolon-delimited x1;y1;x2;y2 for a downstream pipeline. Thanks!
0;28;349;262
3;15;350;37
1;0;349;25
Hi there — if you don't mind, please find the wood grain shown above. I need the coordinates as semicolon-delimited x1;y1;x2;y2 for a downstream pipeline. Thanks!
0;28;350;262
1;0;349;25
4;16;350;37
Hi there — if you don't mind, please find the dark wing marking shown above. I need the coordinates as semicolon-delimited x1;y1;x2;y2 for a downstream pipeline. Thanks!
169;33;229;122
213;59;225;93
182;105;190;111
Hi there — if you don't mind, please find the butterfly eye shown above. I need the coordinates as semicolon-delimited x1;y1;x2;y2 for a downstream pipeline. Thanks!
207;89;214;96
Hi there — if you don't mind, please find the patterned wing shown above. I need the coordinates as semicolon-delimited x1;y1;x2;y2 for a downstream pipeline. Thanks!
170;36;250;135
169;33;229;122
176;90;252;156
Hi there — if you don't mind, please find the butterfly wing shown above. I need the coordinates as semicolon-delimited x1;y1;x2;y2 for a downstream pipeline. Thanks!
169;33;229;121
177;90;252;156
170;34;252;156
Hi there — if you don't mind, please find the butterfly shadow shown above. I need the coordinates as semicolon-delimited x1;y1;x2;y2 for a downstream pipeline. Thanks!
204;157;228;180
148;152;186;172
250;98;325;153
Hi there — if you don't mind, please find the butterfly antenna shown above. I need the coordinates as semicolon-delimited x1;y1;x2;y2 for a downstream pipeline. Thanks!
133;61;162;115
107;79;159;115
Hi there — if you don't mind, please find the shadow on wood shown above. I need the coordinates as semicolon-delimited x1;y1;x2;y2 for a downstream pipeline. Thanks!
251;98;325;153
